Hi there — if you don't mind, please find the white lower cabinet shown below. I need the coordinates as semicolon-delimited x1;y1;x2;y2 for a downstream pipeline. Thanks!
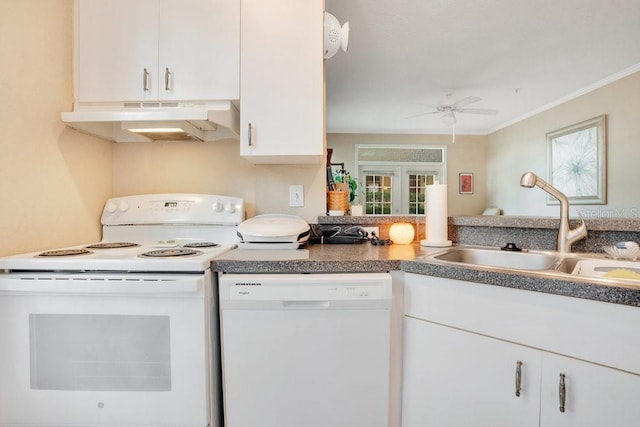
401;273;640;427
540;352;640;427
402;317;541;427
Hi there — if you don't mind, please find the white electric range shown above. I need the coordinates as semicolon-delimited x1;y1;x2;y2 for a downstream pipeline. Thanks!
0;193;244;427
0;193;244;273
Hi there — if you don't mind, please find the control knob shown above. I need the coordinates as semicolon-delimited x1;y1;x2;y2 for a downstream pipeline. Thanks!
212;200;224;212
105;201;117;213
117;200;129;212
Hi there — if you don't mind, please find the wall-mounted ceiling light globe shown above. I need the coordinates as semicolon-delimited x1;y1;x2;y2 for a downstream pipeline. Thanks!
324;12;349;59
389;223;415;244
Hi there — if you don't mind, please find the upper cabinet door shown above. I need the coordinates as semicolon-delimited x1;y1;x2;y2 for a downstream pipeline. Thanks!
77;0;159;102
159;0;239;101
239;0;325;164
75;0;239;103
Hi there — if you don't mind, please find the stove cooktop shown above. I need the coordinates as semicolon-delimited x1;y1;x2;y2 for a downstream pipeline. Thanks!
0;193;244;273
0;240;235;273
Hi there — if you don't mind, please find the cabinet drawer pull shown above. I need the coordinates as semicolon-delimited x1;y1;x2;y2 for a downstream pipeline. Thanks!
248;123;253;146
515;360;522;397
143;68;151;92
164;67;171;91
559;373;566;413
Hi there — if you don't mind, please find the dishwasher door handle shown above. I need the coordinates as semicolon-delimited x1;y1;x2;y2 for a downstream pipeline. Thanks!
282;300;330;309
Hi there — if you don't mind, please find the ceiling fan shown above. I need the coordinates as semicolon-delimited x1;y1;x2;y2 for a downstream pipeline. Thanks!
408;91;499;142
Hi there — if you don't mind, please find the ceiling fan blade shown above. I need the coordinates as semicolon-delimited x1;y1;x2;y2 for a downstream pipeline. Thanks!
409;101;436;108
405;111;439;119
456;107;499;115
453;96;481;108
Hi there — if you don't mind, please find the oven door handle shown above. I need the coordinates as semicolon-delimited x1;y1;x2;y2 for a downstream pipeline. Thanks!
0;278;201;295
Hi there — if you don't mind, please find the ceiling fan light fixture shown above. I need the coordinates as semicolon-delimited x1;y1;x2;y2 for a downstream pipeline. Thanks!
441;110;456;126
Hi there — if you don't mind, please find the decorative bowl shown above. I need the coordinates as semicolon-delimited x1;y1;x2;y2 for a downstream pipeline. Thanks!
603;243;640;260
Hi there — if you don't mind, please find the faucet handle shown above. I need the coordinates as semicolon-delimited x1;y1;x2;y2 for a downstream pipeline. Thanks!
569;211;588;241
575;210;587;229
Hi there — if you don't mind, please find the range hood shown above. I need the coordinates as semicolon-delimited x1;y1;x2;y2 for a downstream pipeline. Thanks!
61;100;239;142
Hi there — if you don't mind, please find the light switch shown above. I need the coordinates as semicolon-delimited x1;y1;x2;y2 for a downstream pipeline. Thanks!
289;185;304;207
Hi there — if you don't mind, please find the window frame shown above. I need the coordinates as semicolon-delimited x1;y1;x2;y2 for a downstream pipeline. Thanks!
355;144;447;215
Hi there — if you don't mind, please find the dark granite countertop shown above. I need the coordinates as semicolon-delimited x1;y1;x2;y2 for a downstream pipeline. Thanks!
401;256;640;307
212;243;640;308
317;214;640;232
212;243;407;273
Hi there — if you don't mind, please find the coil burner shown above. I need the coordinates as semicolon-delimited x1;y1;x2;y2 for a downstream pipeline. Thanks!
182;242;220;248
38;249;93;257
140;248;202;258
86;242;140;249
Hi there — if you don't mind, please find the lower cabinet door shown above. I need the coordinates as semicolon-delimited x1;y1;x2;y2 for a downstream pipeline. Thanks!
401;317;541;427
540;352;640;427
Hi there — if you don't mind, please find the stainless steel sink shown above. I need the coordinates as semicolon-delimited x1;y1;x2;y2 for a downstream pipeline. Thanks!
432;247;560;271
552;255;585;274
422;246;640;286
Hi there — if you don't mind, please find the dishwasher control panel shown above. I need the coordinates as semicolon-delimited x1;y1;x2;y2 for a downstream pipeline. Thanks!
219;273;392;305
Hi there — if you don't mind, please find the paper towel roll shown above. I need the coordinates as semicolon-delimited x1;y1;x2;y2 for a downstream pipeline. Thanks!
421;183;452;247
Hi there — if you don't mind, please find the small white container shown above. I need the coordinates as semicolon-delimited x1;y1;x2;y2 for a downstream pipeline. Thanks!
350;205;363;216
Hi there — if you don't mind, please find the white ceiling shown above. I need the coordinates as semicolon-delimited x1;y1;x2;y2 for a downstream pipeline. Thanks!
325;0;640;135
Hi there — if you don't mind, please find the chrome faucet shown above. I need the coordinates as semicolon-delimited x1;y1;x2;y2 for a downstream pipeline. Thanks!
520;172;587;253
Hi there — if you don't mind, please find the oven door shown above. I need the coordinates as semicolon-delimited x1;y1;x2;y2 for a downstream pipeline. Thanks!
0;271;215;427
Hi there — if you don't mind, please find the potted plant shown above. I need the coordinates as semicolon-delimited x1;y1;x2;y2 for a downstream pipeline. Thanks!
333;170;358;204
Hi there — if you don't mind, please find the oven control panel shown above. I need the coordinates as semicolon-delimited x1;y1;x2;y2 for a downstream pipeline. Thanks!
101;194;245;225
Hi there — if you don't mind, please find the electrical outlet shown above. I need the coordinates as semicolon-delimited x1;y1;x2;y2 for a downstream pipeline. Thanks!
289;185;304;207
361;227;379;238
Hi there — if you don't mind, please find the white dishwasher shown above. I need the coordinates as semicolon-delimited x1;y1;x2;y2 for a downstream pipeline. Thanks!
218;272;392;427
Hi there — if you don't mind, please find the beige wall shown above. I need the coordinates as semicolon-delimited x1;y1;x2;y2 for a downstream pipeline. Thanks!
4;2;638;260
487;71;640;217
113;140;326;222
0;1;327;260
0;0;113;256
327;133;489;215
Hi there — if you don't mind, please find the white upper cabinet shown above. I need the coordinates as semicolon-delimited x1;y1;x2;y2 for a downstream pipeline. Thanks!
77;0;156;102
158;0;239;101
76;0;239;103
239;0;325;164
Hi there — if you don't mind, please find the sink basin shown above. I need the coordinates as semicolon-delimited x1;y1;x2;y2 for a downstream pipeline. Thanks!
432;247;559;271
563;258;640;281
553;256;585;274
420;245;640;287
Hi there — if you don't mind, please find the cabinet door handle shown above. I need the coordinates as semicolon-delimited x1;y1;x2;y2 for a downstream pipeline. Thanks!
164;67;171;91
143;68;151;92
515;360;523;397
559;373;566;413
248;123;253;146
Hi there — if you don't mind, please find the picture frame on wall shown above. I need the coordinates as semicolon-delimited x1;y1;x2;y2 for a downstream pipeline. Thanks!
546;115;606;205
459;173;473;194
